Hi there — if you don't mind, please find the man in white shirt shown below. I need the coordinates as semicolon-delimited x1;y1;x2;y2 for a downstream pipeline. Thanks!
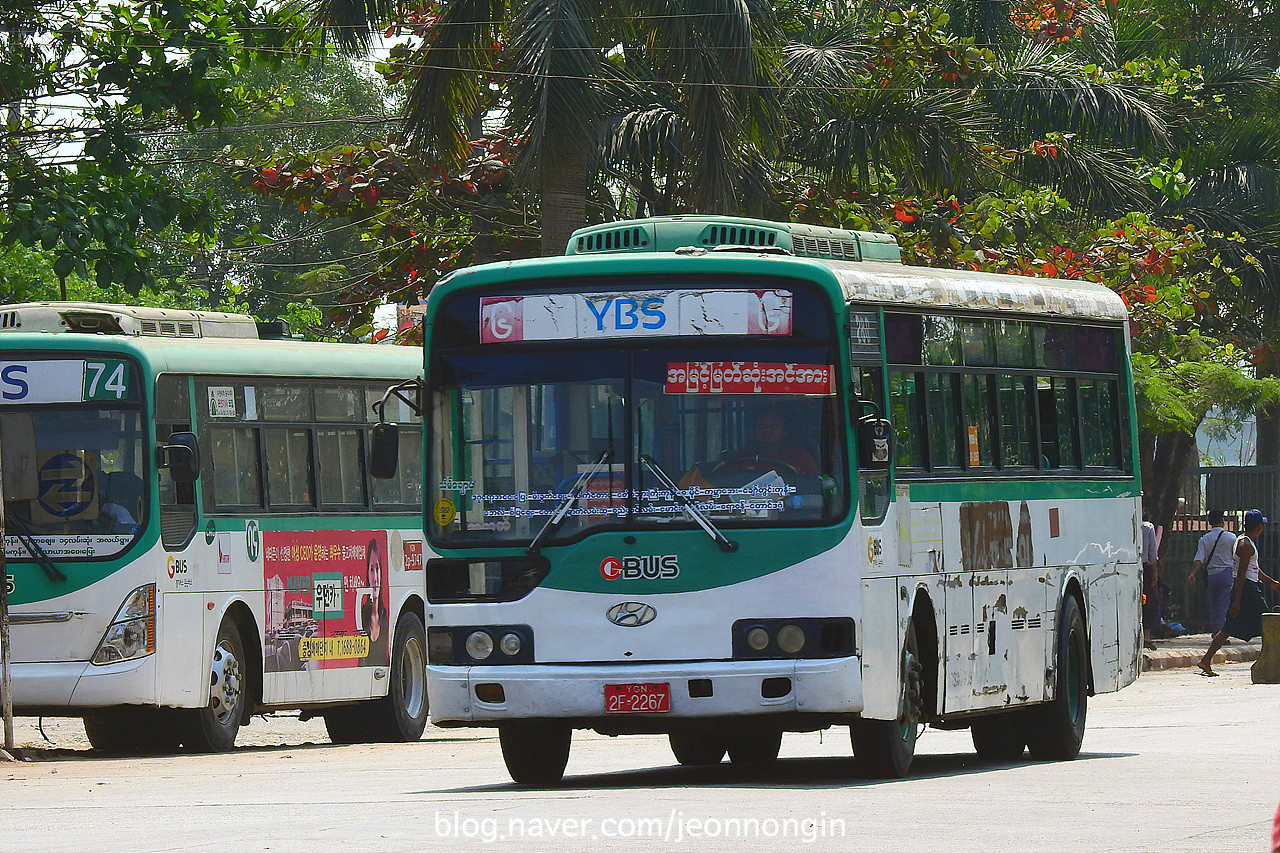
1187;510;1237;634
1141;515;1160;649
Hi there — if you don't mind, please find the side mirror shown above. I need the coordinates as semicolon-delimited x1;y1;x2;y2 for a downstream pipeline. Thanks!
858;417;892;471
369;423;399;480
158;432;200;483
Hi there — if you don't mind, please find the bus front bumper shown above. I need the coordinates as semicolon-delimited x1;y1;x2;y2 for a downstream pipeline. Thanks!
9;656;156;712
428;657;863;725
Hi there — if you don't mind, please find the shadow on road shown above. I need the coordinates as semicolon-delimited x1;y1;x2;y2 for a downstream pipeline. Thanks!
430;749;1137;795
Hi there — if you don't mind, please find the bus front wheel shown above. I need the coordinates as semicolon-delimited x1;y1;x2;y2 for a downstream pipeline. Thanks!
851;620;922;778
183;619;246;752
669;730;727;766
1026;595;1088;760
371;607;430;742
499;721;571;785
726;729;783;766
84;708;183;754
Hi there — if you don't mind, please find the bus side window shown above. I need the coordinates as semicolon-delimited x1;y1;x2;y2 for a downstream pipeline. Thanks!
156;374;197;549
158;423;198;548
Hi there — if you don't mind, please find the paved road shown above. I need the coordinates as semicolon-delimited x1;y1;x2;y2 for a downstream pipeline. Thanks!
3;662;1277;853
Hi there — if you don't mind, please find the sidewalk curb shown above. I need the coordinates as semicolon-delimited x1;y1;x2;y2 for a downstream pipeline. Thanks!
1142;642;1261;671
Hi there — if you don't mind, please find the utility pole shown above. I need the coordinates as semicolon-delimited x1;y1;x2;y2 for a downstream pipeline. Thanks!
0;417;13;755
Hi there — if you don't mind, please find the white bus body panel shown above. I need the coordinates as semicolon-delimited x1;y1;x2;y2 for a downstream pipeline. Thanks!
8;526;426;713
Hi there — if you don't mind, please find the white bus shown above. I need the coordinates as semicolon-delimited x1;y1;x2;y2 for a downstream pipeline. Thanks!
1;302;427;751
381;215;1142;783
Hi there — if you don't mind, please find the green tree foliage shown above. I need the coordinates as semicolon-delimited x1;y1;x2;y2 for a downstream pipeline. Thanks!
143;56;403;329
0;0;315;292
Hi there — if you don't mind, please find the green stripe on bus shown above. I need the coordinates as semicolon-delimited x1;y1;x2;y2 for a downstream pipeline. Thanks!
902;478;1139;502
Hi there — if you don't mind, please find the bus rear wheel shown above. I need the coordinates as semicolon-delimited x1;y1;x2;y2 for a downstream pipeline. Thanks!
851;621;922;779
669;730;727;766
325;612;429;744
182;619;246;752
499;721;571;785
1026;595;1088;760
970;712;1028;760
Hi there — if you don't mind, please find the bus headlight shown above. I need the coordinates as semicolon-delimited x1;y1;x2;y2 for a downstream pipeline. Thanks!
92;584;156;665
465;631;494;660
776;624;806;654
733;617;855;660
428;625;534;665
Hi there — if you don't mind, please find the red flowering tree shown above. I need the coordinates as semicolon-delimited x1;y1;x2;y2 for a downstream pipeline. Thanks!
235;135;536;340
790;182;1279;524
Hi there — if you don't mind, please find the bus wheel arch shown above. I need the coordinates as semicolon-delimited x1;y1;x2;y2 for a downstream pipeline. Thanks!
851;614;925;778
224;600;262;725
908;589;940;719
1026;590;1090;760
1061;577;1095;695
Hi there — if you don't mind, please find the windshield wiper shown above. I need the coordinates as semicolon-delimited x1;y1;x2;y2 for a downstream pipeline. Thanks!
639;455;738;553
526;448;613;556
4;511;68;582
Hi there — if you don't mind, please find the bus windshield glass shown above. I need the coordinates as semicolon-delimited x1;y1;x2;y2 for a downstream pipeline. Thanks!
3;406;146;559
429;344;846;546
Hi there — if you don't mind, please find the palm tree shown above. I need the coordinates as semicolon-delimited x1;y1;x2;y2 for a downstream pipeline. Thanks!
311;0;781;255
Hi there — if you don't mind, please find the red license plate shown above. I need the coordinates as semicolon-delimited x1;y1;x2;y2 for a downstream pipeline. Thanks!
604;682;671;714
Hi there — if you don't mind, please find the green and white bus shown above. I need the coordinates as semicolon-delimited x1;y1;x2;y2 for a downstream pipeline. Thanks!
1;302;427;751
394;215;1141;784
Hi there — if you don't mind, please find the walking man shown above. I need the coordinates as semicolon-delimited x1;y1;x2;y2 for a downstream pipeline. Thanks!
1187;510;1237;635
1197;509;1280;676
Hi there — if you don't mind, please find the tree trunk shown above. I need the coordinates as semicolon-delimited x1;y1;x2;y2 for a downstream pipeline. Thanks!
1257;400;1278;465
467;109;495;266
539;143;589;257
1147;430;1197;557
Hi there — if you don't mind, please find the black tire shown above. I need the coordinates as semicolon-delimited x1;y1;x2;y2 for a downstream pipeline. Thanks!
726;729;783;766
669;730;727;766
84;708;183;755
372;612;429;741
323;706;365;744
1027;595;1089;760
325;613;430;744
970;712;1028;761
181;619;246;752
499;721;572;785
851;620;923;779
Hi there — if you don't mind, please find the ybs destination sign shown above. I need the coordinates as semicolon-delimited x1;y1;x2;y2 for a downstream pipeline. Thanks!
479;290;793;343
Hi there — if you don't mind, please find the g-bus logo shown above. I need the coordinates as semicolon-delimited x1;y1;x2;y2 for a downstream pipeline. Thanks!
599;555;680;581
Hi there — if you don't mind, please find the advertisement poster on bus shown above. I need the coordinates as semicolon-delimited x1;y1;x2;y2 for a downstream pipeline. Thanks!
263;530;389;672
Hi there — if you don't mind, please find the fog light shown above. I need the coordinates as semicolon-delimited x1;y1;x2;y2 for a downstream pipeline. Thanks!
475;683;505;703
465;631;494;660
499;633;522;656
777;624;806;654
746;626;770;651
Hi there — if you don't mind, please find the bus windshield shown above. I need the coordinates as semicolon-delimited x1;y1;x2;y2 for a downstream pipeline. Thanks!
3;406;146;559
429;344;846;546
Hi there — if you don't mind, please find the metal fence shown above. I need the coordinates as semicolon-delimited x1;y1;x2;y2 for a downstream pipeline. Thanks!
1160;465;1280;633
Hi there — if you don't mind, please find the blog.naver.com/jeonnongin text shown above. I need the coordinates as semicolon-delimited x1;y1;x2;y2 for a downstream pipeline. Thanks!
433;809;847;844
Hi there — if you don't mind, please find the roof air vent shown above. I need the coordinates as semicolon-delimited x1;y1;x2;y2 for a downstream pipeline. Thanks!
575;226;650;254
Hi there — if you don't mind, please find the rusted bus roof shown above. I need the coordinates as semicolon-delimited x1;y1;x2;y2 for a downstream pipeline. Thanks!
830;261;1129;322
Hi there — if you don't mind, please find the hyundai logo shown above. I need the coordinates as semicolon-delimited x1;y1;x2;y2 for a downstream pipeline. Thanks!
606;602;657;627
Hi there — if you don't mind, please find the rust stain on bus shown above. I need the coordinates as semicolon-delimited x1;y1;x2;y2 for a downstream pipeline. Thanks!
960;501;1013;571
